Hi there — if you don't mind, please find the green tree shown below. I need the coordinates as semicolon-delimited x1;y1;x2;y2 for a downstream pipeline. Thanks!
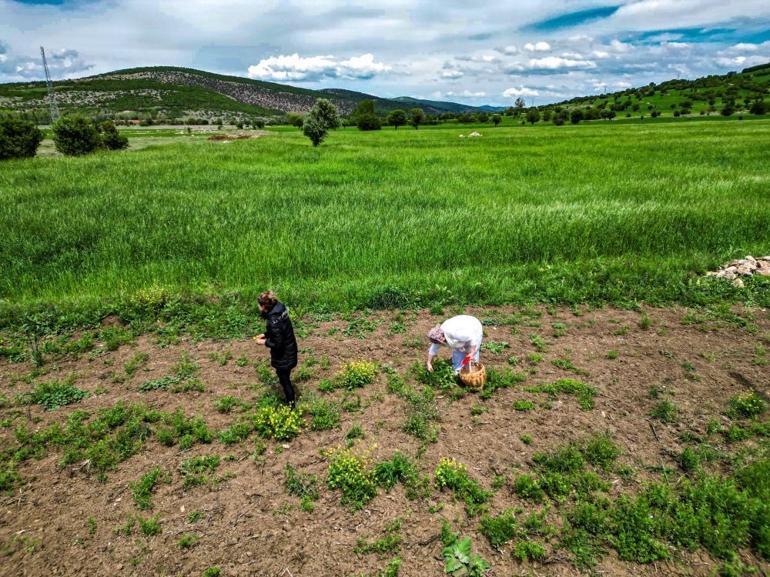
0;117;43;160
526;109;541;125
301;99;341;147
387;109;407;129
52;115;102;156
286;112;304;128
100;120;128;150
409;107;425;129
570;109;584;124
750;100;767;115
491;114;502;127
311;99;341;130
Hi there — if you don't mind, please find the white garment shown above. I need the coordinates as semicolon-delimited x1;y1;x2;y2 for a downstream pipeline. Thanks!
429;315;483;355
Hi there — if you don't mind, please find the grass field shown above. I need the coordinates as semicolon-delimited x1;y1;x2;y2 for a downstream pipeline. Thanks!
2;120;770;328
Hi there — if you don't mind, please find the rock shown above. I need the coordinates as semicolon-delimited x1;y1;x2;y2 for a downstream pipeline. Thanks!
732;278;745;288
757;268;770;277
723;271;736;280
737;265;753;275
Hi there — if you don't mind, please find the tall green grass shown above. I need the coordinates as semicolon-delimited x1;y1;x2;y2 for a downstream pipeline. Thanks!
1;120;769;324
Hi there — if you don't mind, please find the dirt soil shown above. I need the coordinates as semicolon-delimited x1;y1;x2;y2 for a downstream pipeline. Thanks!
1;305;768;577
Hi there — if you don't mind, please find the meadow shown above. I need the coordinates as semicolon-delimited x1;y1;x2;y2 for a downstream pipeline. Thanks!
2;119;770;328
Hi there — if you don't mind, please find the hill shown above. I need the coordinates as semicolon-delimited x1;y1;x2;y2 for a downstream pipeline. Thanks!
545;62;770;119
0;66;489;123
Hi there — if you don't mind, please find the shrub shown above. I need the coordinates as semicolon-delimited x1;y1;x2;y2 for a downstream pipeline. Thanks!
100;120;128;150
325;447;377;510
53;114;102;156
253;404;301;440
0;117;43;160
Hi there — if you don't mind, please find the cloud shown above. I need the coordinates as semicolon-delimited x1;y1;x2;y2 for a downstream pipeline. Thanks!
445;89;486;98
524;41;551;52
0;43;92;79
247;52;391;81
731;43;759;51
503;86;539;97
527;56;596;70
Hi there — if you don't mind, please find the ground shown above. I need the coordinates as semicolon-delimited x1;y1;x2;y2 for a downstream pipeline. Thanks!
1;304;768;577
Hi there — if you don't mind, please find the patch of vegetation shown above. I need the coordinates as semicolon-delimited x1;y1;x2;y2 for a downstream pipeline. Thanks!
355;519;402;556
483;341;510;354
27;377;88;410
131;466;166;510
728;392;767;419
178;532;198;549
284;463;319;512
137;514;161;537
513;539;547;562
218;420;252;445
180;455;220;489
414;359;458;392
325;447;378;510
214;395;242;414
320;361;378;391
551;358;589;376
440;522;491;577
479;509;520;549
435;458;490;515
138;375;181;392
253;400;302;441
480;368;526;399
124;352;150;377
525;378;598;410
650;399;678;423
304;398;341;430
513;400;535;411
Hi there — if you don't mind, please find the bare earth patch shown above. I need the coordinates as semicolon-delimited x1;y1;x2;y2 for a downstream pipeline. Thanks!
1;305;768;577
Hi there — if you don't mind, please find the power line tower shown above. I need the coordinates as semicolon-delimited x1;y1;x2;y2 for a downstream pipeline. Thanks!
40;46;60;123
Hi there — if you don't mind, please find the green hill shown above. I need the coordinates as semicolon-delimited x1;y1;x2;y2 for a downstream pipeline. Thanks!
545;62;770;119
0;66;485;123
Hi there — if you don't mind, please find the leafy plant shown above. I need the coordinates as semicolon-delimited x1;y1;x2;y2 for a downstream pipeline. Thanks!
442;533;490;577
650;400;678;423
355;519;402;555
180;455;220;489
729;392;767;419
435;458;489;514
513;400;535;411
284;463;319;511
325;447;377;510
479;509;519;549
525;378;597;410
131;466;165;510
29;378;87;410
253;404;302;440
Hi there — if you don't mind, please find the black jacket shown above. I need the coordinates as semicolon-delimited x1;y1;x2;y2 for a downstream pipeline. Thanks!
264;302;298;370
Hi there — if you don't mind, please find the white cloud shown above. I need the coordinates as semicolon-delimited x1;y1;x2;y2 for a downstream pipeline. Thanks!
524;41;551;52
446;89;486;98
501;45;518;54
247;52;390;81
503;86;539;97
527;56;596;70
731;43;759;52
440;67;464;79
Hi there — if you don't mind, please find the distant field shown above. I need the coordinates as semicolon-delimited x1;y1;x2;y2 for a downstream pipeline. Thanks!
2;120;770;320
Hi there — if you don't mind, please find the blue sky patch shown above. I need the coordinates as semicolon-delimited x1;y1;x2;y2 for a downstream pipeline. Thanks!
525;5;620;31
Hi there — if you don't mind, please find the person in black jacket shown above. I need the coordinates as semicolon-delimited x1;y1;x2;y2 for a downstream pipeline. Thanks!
254;291;298;406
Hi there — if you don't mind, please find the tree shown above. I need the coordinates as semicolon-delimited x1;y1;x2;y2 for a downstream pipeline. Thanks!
388;109;407;129
491;114;502;127
100;120;128;150
302;99;341;146
311;99;341;130
721;102;735;117
477;112;489;123
409;107;425;129
352;100;381;131
514;97;526;110
541;110;552;122
526;109;541;125
302;115;327;147
0;117;43;160
286;112;304;128
570;109;583;124
749;100;767;115
52;114;102;156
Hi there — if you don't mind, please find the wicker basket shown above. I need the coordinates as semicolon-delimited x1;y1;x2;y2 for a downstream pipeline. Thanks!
459;362;486;391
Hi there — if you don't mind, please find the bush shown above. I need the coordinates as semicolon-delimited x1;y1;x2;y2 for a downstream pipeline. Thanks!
337;361;378;389
0;117;43;160
53;114;102;156
357;113;382;131
100;120;128;150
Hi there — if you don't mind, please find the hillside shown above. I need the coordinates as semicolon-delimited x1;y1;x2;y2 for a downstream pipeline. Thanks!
546;62;770;118
0;66;485;123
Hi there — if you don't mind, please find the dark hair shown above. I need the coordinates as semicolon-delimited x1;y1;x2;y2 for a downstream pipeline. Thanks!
258;290;278;308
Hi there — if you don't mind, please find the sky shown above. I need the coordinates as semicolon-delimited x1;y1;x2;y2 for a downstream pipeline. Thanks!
1;0;770;105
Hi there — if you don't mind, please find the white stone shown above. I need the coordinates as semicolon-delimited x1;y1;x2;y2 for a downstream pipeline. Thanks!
732;278;745;288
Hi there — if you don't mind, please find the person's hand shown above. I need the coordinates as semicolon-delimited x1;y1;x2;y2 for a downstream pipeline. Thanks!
254;334;266;345
426;360;433;372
